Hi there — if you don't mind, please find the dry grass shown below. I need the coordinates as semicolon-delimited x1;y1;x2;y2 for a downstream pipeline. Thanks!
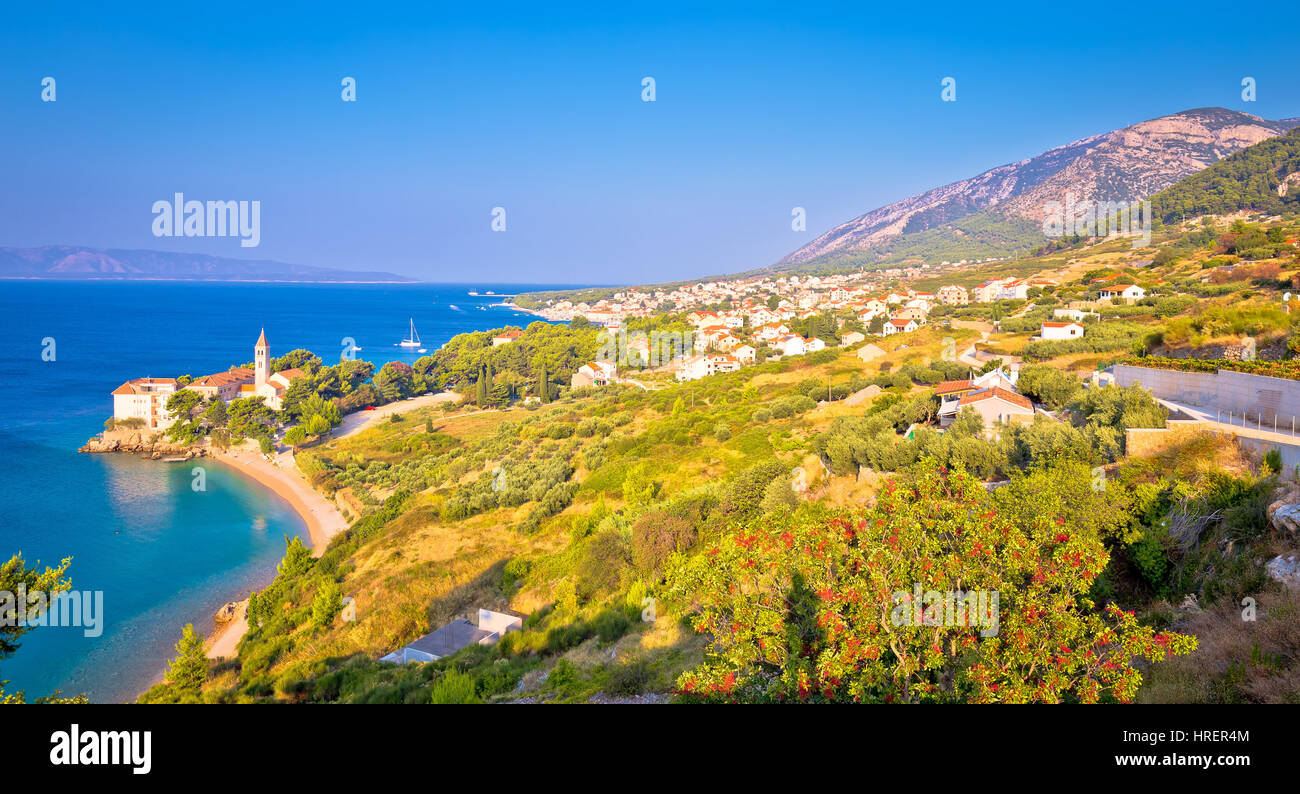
1140;588;1300;704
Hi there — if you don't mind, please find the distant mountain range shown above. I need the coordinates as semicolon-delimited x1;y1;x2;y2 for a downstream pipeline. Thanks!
0;246;418;282
780;107;1300;272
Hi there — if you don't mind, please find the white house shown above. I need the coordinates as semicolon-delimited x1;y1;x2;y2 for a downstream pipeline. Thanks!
775;335;810;356
572;360;617;388
677;353;742;381
839;331;866;347
733;344;757;364
1040;321;1084;340
1099;284;1145;303
882;318;918;336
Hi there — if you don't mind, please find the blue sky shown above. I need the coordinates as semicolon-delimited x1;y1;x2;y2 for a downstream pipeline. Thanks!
2;1;1297;283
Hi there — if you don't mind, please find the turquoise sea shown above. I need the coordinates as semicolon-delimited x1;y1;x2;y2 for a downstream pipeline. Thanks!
0;280;569;702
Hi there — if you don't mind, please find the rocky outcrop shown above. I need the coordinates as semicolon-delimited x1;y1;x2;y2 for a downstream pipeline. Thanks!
214;601;244;624
1267;482;1300;535
79;428;205;459
1265;555;1300;589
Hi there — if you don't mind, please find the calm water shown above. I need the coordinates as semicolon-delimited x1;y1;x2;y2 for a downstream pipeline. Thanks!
0;280;569;702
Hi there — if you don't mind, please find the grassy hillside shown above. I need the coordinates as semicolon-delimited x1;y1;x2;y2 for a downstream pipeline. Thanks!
137;217;1300;704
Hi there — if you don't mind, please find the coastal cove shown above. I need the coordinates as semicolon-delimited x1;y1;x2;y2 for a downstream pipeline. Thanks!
0;280;570;702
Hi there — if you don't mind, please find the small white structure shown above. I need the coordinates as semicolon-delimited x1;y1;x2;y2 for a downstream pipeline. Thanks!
1040;321;1084;340
882;318;918;336
839;331;866;347
1099;284;1145;303
380;609;522;664
492;330;523;346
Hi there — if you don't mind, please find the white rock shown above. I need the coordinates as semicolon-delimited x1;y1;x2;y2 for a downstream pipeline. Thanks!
1265;555;1300;589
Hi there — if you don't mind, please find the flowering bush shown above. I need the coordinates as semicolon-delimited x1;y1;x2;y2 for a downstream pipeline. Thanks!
665;459;1195;703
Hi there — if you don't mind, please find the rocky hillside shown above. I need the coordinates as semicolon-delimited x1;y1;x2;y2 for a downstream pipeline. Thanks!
782;108;1299;269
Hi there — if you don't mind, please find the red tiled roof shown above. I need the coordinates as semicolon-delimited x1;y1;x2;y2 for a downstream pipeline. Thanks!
272;368;307;382
959;387;1033;412
112;377;176;395
934;379;973;395
191;367;254;388
1041;321;1080;328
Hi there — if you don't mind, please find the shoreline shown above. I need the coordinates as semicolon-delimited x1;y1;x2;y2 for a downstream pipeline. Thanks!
198;447;350;661
208;446;348;557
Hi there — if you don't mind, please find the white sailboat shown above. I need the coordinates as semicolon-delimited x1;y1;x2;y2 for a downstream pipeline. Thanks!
398;317;422;348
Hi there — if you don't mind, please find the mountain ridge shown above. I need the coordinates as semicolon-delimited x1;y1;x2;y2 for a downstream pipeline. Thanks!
0;245;419;283
781;107;1300;270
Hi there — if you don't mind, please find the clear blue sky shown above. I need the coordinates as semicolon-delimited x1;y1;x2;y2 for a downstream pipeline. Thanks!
2;1;1297;283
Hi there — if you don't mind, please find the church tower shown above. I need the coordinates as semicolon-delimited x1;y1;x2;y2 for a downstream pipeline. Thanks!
254;328;270;385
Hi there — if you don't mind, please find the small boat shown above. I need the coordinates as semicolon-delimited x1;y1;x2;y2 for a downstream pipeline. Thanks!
398;317;422;348
417;348;427;353
468;291;480;296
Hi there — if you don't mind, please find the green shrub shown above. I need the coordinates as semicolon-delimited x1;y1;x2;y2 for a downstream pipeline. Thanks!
429;670;480;704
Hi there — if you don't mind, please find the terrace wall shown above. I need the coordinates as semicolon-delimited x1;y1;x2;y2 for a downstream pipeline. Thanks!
1114;364;1300;426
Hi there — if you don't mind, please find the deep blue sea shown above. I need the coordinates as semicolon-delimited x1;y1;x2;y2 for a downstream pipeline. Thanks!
0;280;569;702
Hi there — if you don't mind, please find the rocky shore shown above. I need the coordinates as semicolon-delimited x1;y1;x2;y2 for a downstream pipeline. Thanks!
78;427;206;459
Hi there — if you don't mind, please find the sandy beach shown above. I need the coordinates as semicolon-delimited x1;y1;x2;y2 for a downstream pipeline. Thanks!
202;445;350;658
210;446;348;556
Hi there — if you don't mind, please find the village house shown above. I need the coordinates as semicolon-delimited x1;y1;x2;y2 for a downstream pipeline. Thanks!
677;353;742;381
571;360;617;388
110;377;178;430
839;330;866;347
937;285;969;306
945;387;1038;436
187;367;255;403
882;318;919;336
1040;321;1085;340
492;329;523;346
1099;284;1146;303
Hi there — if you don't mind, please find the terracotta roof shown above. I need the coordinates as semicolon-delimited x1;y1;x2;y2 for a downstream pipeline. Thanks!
934;379;973;395
112;377;176;395
255;328;268;347
190;367;254;388
493;329;523;340
1041;321;1081;328
959;387;1034;412
271;367;307;382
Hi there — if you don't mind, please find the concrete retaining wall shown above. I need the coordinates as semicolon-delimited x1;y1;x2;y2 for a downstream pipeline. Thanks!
1114;364;1300;427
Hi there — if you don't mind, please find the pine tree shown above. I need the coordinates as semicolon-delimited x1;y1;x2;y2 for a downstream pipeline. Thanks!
166;623;208;696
